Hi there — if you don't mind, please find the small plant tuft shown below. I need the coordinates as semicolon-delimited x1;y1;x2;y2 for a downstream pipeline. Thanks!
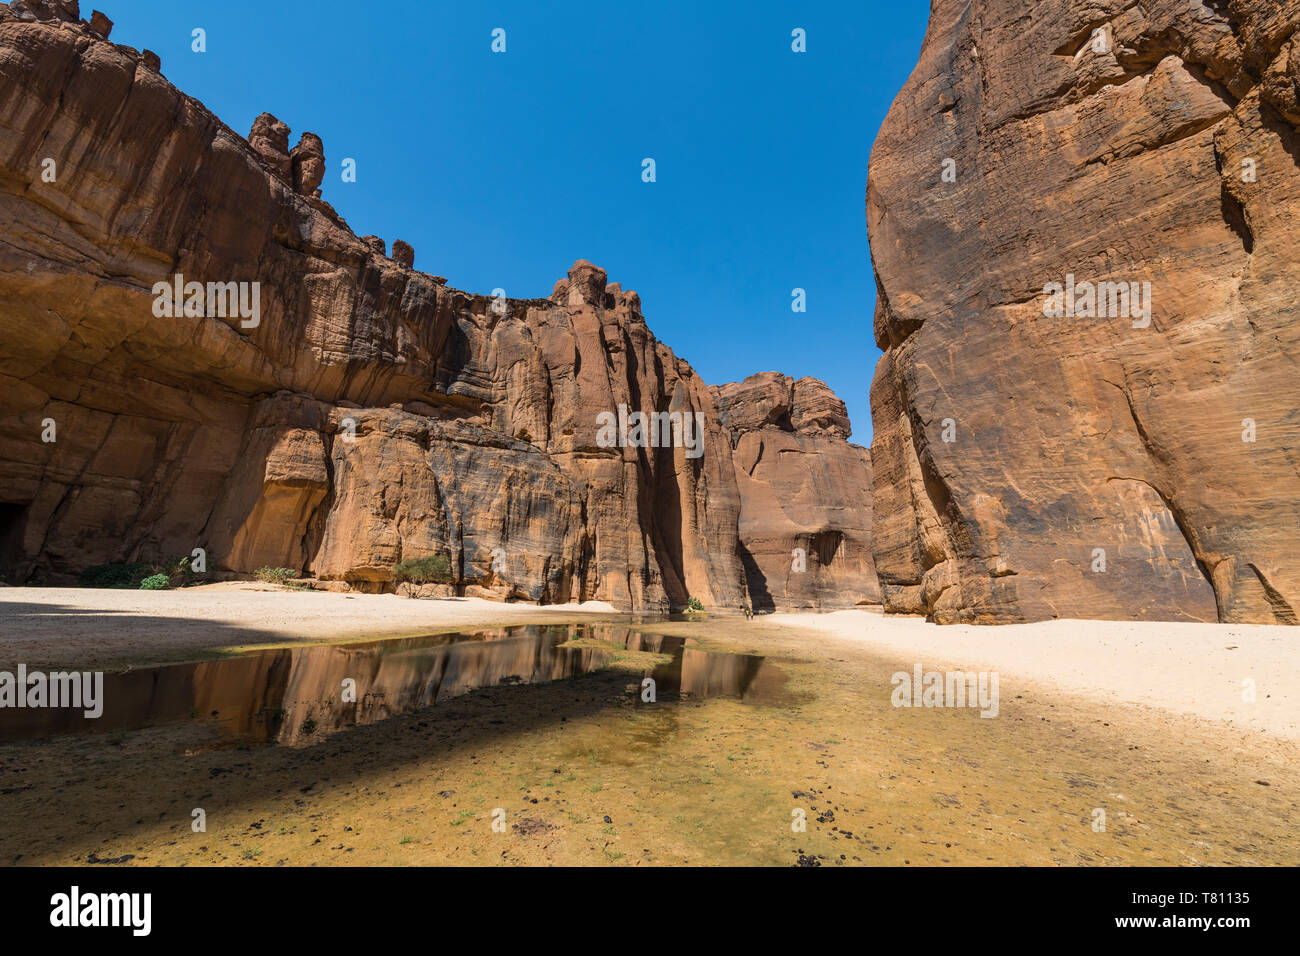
255;567;299;585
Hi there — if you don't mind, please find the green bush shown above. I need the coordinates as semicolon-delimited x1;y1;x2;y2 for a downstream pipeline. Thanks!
255;567;299;585
166;554;200;587
78;563;156;589
686;596;705;612
139;573;170;590
393;554;453;597
80;555;204;589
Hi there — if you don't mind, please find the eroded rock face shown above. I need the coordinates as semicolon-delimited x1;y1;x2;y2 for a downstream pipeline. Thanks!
867;0;1300;624
0;8;874;610
249;112;291;182
86;9;108;40
289;131;324;197
714;373;879;610
7;1;80;23
390;239;414;269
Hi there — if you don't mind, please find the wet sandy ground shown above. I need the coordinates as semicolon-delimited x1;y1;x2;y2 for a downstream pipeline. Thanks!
1;617;1296;866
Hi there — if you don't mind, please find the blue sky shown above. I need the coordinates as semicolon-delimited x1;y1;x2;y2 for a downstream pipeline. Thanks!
109;1;930;443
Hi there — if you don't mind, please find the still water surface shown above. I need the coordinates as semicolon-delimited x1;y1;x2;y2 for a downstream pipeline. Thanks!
0;624;785;748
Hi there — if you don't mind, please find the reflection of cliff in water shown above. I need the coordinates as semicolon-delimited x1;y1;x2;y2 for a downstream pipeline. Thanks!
0;625;785;748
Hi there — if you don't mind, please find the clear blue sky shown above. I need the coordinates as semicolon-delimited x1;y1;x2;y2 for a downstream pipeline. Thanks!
109;1;930;443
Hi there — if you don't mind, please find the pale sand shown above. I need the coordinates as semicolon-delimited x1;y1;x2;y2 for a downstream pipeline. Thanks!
766;608;1300;741
0;583;618;668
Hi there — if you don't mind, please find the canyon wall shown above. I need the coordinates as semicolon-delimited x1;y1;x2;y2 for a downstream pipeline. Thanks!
713;373;878;610
0;2;874;611
868;0;1300;623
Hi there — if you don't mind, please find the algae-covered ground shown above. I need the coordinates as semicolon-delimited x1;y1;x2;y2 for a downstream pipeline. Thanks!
1;616;1296;866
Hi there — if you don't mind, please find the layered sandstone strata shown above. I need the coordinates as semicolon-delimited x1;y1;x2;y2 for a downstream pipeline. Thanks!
868;0;1300;623
0;3;873;611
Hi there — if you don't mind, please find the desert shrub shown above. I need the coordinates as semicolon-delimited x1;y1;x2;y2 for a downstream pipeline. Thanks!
686;596;705;612
165;554;201;587
139;573;170;591
393;554;453;598
81;555;206;589
78;563;155;589
255;567;299;585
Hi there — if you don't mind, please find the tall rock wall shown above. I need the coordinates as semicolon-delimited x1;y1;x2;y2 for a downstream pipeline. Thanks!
713;373;879;610
0;4;874;611
868;0;1300;623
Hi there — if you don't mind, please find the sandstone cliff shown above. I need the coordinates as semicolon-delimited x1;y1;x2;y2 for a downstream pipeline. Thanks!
868;0;1300;623
713;373;878;610
0;2;873;611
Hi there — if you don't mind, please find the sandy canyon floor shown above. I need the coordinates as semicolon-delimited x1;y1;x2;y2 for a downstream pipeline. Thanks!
0;586;1296;866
